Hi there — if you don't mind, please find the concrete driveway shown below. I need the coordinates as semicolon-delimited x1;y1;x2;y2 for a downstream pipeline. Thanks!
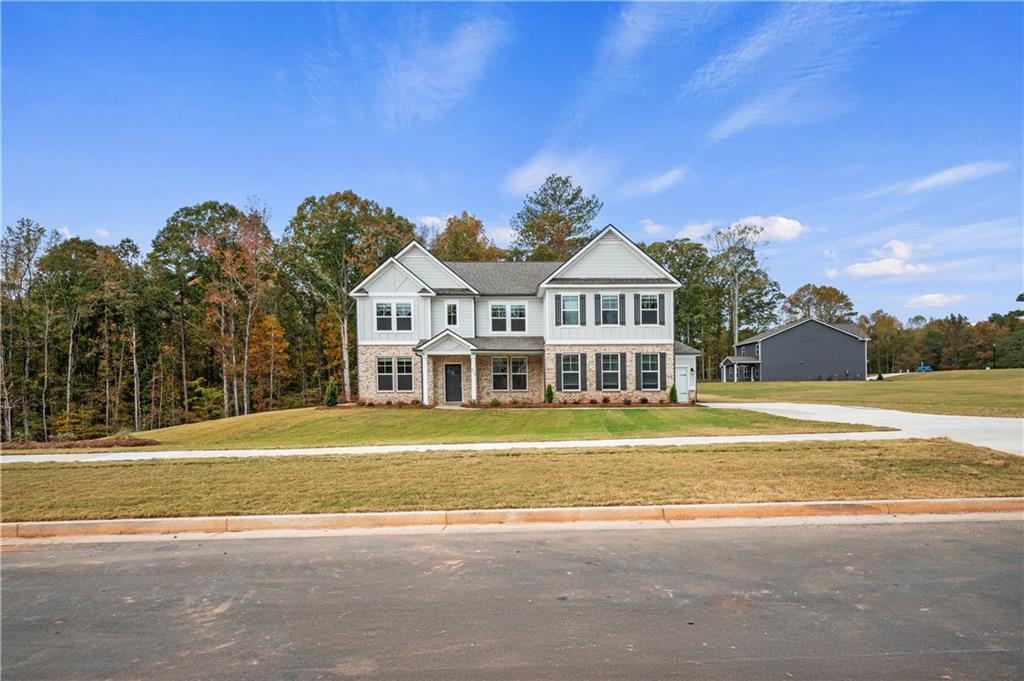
704;402;1024;456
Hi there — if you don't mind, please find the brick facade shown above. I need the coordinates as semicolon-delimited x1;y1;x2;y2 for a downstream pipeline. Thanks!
543;344;677;404
356;345;422;404
476;355;544;404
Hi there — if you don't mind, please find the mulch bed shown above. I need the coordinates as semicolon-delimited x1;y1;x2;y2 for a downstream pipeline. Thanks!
2;436;161;450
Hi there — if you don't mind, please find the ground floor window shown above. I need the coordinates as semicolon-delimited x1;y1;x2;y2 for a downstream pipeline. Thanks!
396;357;413;391
377;358;394;391
601;353;620;390
640;353;660;390
511;358;528;391
492;357;509;390
560;354;581;391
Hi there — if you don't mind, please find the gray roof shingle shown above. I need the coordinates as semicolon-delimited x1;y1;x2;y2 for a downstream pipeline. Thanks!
737;318;869;345
443;261;562;295
673;341;702;355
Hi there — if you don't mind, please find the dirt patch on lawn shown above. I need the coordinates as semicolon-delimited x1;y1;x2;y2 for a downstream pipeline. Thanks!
2;436;161;452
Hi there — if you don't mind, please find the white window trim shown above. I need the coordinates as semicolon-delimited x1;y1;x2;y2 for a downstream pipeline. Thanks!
489;301;528;334
560;353;581;392
375;300;414;334
491;356;510;392
559;294;582;327
510;356;529;392
395;357;414;393
600;353;621;392
445;300;459;328
600;293;621;326
639;293;660;327
640;352;660;391
376;357;395;392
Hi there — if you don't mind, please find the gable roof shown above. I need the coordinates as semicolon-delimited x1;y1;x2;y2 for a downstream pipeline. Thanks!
351;256;434;296
538;225;681;289
413;328;476;352
443;261;562;296
673;341;702;356
737;318;869;345
394;241;479;294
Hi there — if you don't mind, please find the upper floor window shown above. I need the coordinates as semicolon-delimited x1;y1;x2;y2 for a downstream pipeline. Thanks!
639;294;659;325
376;303;392;331
561;295;580;326
395;303;412;331
510;304;526;332
446;302;458;327
375;301;413;332
601;295;620;325
491;303;527;333
490;304;507;332
600;353;620;391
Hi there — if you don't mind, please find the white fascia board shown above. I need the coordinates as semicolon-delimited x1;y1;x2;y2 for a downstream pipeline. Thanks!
415;328;478;352
395;240;480;294
351;256;435;296
538;224;682;289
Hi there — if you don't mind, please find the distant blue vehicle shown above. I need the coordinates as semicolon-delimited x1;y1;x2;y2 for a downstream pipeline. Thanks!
916;363;933;373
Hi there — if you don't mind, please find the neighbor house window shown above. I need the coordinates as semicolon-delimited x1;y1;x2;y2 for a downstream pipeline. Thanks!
640;353;660;390
601;354;620;390
640;294;659;325
511;358;528;391
601;295;620;325
561;295;580;326
510;304;526;332
395;303;412;331
560;354;580;391
446;302;458;326
377;358;394;391
490;304;507;332
492;357;509;391
375;303;392;331
396;357;413;391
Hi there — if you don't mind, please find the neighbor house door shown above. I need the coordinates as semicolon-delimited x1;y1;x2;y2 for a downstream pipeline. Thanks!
674;361;689;396
444;364;463;402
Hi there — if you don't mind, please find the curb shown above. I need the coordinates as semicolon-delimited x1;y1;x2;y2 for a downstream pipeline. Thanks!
3;497;1021;539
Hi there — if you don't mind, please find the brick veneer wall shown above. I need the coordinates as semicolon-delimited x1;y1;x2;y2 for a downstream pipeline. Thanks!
356;345;422;404
476;355;544;404
543;344;677;404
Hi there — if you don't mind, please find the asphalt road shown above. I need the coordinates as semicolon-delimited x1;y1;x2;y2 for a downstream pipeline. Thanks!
3;521;1022;680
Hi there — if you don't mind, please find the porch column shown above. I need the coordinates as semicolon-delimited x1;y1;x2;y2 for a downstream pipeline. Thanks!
421;353;430;404
733;365;738;382
470;353;478;402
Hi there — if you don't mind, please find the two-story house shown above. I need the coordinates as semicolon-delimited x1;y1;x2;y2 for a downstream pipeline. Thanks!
352;225;700;405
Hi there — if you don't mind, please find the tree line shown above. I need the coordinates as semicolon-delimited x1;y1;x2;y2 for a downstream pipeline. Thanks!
2;174;1021;441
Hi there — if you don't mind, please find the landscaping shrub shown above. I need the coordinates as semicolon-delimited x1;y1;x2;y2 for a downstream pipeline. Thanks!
623;398;632;406
544;384;554;403
602;396;610;404
877;373;885;381
639;397;648;404
324;380;339;407
489;398;500;407
589;399;598;405
669;384;678;404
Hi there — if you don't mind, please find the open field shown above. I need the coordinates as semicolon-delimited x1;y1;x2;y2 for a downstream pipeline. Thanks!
3;438;1020;522
0;406;882;455
700;369;1024;417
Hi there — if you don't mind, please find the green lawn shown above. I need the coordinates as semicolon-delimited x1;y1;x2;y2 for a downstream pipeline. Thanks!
1;406;882;454
700;369;1024;417
2;439;1019;522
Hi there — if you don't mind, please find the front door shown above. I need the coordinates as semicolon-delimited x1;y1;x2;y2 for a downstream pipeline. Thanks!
674;361;689;396
444;364;463;402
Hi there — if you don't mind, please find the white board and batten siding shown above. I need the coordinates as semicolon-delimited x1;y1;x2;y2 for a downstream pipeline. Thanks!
542;289;675;342
430;297;476;338
474;298;544;337
396;248;466;290
555;231;657;279
356;296;430;344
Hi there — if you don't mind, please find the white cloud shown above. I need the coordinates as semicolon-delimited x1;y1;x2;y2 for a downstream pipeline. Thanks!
825;268;838;279
501;149;611;196
639;218;667;237
676;222;715;241
417;215;447;230
907;293;963;308
58;226;71;238
846;240;933;278
485;220;515;247
823;247;838;259
731;215;809;242
866;161;1010;198
95;228;110;239
620;166;687;198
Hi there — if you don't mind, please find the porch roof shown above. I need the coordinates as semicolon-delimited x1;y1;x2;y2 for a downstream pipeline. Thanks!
720;356;761;366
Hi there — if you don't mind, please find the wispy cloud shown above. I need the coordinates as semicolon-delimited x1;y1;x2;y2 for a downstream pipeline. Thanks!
865;161;1011;198
95;227;110;239
676;222;716;241
485;220;515;247
846;239;933;278
731;215;809;242
907;293;963;308
501;148;613;196
620;166;687;198
639;218;668;237
417;215;448;230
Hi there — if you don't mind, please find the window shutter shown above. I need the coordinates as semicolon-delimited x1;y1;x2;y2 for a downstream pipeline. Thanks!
595;353;602;389
659;352;666;390
634;294;640;325
555;353;562;390
658;293;666;325
580;353;587;391
619;353;627;389
635;353;642;390
619;294;626;326
594;294;601;326
554;295;562;327
579;294;586;326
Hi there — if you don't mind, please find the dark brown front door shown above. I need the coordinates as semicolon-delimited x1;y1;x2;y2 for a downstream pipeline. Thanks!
444;364;463;402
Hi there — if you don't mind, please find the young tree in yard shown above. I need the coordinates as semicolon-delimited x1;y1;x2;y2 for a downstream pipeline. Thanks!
510;174;603;260
782;284;856;324
248;315;290;411
429;212;504;261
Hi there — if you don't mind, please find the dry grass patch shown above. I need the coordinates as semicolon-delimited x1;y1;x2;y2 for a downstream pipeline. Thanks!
2;439;1020;522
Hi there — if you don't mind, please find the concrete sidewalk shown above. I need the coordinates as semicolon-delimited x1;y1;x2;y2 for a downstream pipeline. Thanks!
0;429;907;464
704;402;1024;456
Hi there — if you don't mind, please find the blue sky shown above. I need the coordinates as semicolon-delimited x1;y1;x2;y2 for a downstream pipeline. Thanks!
3;2;1022;321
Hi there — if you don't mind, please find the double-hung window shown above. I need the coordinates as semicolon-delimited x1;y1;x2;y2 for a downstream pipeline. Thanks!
601;295;620;325
377;358;394;391
375;303;393;331
510;304;526;332
640;294;659;325
396;357;413;391
561;295;580;326
511;358;528;391
640;353;660;390
491;357;509;390
446;302;458;327
490;303;526;333
560;354;581;391
601;354;620;391
395;303;412;331
490;304;507;332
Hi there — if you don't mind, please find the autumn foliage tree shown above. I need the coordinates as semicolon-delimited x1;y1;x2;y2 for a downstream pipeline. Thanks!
429;212;504;261
782;284;856;324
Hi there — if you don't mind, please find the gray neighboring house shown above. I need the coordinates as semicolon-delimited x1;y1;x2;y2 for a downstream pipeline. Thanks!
720;318;869;382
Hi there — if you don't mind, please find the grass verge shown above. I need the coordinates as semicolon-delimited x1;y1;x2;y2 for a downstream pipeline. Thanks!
3;439;1020;522
699;368;1024;418
0;406;883;454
